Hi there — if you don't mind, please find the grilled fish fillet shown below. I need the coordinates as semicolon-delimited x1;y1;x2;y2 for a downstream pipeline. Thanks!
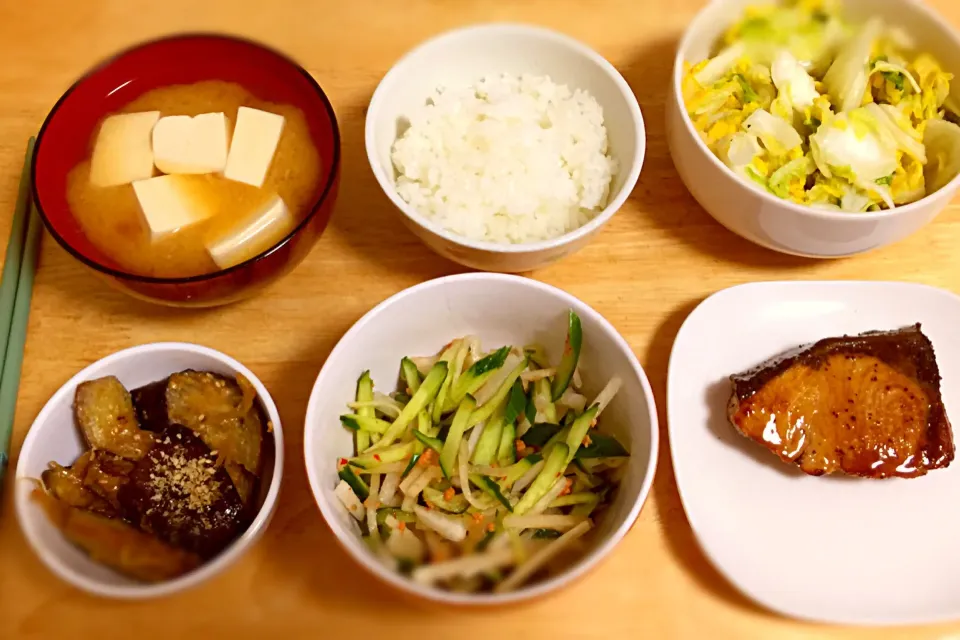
728;324;954;478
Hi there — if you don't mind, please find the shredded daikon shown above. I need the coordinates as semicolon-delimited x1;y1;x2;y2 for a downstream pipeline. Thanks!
511;460;545;495
474;354;522;405
414;505;467;542
412;547;516;584
503;514;585;531
593;376;622;417
521;368;556;383
529;477;569;516
398;465;426;495
495;520;593;592
377;472;401;508
459;439;489;510
334;480;365;522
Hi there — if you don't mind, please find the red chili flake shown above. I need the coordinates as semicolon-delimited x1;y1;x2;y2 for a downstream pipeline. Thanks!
373;454;382;462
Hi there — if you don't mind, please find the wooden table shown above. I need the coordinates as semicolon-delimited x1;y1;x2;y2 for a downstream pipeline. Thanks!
1;1;959;637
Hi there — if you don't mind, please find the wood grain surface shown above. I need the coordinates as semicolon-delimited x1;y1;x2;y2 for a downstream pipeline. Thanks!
1;1;959;638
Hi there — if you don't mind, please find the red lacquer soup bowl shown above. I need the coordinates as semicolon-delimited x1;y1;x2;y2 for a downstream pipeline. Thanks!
32;33;341;307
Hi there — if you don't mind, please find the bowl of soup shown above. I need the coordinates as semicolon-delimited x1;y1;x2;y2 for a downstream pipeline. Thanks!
32;34;341;307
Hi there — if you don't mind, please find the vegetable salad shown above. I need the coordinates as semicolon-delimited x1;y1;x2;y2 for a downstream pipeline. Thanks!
682;0;960;212
333;311;628;593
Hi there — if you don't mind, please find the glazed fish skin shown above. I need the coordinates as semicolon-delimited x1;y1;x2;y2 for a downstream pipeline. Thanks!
728;324;954;478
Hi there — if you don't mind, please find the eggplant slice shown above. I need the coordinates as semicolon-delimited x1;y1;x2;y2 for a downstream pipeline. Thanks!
81;450;135;509
36;491;201;582
131;370;266;505
41;452;115;517
130;378;171;432
164;371;264;475
74;376;154;460
224;461;257;506
118;425;246;559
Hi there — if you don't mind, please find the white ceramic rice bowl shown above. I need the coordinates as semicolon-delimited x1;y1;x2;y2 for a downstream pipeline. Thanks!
365;23;646;272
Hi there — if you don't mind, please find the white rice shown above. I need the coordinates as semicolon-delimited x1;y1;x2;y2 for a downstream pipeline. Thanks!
390;73;617;244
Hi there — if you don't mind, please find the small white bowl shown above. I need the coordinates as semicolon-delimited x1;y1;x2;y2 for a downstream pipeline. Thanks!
303;273;659;604
14;342;284;599
365;23;646;272
667;0;960;258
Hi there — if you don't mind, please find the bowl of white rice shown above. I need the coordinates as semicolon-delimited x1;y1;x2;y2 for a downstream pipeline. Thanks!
365;23;645;273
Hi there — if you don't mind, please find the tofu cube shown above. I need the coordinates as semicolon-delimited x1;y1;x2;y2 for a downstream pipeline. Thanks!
223;107;285;187
152;112;230;175
89;111;160;187
133;175;216;239
206;194;294;269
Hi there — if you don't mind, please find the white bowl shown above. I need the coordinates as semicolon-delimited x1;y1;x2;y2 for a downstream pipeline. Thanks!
667;0;960;258
365;24;646;272
14;342;284;599
303;273;659;604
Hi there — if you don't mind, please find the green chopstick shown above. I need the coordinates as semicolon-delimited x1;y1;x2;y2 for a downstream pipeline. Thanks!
0;138;40;484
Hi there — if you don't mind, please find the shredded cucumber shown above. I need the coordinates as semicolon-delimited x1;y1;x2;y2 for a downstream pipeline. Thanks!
439;395;476;478
513;443;569;515
376;362;447;447
431;342;461;422
471;474;513;511
338;466;370;501
340;414;392;433
551;310;582;400
422;486;469;513
471;405;504;465
505;453;543;485
349;441;415;470
356;371;374;453
449;346;511;406
565;405;600;462
496;421;517;467
401;357;422;395
468;357;529;428
413;429;443;453
332;311;627;593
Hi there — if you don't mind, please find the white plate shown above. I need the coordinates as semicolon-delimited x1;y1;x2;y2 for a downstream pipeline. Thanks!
667;281;960;626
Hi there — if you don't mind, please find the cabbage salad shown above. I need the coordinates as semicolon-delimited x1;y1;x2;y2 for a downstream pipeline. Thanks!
682;0;960;212
332;311;628;593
